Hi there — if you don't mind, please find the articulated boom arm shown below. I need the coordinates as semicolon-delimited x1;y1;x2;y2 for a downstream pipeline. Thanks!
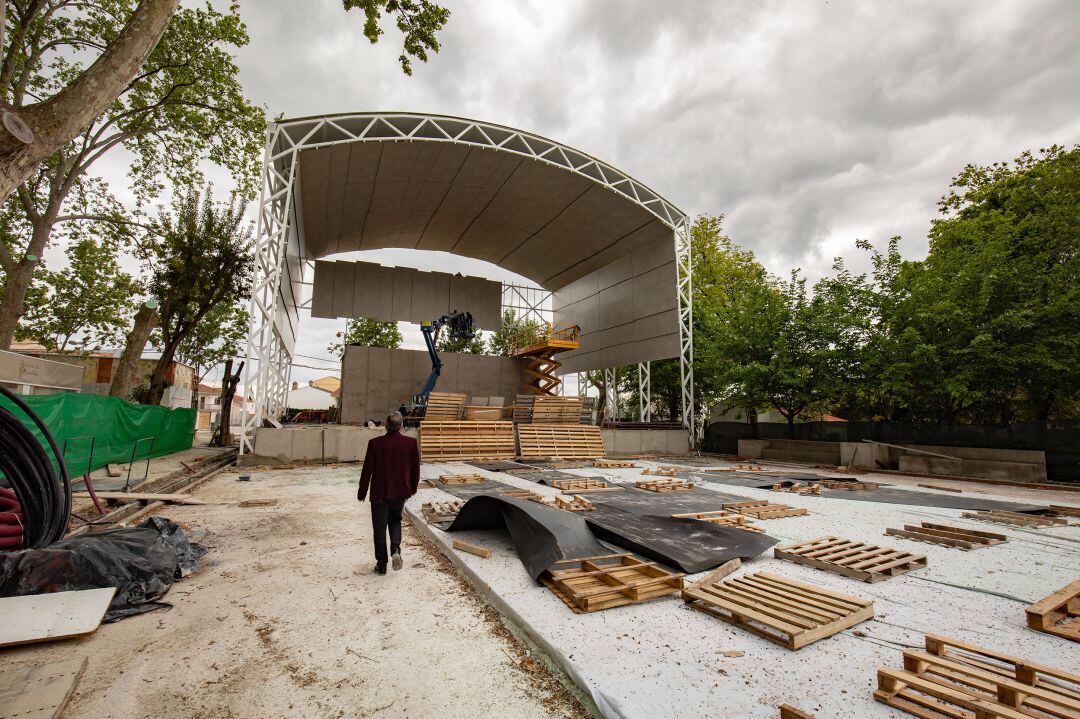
411;310;475;408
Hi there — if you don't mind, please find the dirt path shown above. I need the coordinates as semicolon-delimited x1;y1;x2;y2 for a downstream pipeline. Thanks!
1;465;590;719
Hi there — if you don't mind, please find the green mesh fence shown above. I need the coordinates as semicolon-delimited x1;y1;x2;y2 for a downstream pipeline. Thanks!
0;392;195;476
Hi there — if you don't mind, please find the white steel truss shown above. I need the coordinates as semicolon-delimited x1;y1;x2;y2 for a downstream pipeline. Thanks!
240;112;694;453
637;361;651;422
501;284;553;325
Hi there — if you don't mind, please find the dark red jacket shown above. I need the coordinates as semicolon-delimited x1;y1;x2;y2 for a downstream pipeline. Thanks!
357;430;420;501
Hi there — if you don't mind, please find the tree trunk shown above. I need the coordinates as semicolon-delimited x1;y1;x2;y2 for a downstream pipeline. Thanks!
0;0;180;203
212;359;243;447
144;335;181;406
110;303;158;399
0;209;58;349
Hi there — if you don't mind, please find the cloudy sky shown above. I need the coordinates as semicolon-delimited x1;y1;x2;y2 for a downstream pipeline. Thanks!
91;0;1080;383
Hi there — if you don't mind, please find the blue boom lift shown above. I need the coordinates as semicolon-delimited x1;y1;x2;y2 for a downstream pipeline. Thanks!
406;310;475;418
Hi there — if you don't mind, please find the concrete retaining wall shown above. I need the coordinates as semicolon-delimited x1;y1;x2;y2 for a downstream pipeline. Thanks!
602;429;689;456
250;425;419;464
340;345;525;425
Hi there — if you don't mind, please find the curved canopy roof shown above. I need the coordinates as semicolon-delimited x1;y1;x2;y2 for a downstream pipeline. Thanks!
273;112;687;290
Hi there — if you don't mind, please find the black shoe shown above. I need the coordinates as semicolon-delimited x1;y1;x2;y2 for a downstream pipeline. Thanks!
391;552;403;571
375;563;387;575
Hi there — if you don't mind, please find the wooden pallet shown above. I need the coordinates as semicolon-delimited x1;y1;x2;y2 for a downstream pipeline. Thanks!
425;391;466;419
531;396;585;424
498;488;545;502
779;706;816;719
641;466;680;477
462;405;511;420
874;633;1080;719
1048;504;1080;518
818;479;879;491
636;478;695;492
437;473;486;485
533;494;595;512
419;420;516;461
549;478;608;492
775;536;927;583
420;500;465;523
504;467;544;475
962;509;1069;528
517;423;605;459
1026;580;1080;644
885;522;1007;550
671;511;765;532
682;572;874;650
542;554;684;613
772;483;823;495
592;459;637;469
723;500;809;520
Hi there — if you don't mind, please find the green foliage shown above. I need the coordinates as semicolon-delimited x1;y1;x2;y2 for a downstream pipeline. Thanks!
17;237;140;351
328;318;403;358
173;301;249;384
142;185;253;403
343;0;451;75
437;328;486;354
487;309;542;356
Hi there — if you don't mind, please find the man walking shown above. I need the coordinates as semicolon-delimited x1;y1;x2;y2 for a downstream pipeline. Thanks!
357;411;420;574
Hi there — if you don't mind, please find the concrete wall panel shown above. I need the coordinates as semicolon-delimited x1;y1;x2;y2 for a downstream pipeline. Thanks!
310;260;336;318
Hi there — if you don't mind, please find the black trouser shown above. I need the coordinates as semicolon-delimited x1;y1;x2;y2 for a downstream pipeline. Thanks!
370;498;406;567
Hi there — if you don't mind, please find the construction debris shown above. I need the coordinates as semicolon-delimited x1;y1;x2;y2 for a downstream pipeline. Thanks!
873;634;1080;718
542;554;684;613
682;572;874;650
1025;580;1080;643
774;536;927;583
885;522;1007;550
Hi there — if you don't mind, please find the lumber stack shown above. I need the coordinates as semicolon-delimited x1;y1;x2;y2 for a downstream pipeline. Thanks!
532;396;585;423
424;391;466;419
419;421;515;461
874;633;1080;718
517;423;605;459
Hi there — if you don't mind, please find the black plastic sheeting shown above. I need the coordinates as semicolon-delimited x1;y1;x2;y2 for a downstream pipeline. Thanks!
447;495;611;579
692;472;1053;513
0;517;206;621
584;506;779;574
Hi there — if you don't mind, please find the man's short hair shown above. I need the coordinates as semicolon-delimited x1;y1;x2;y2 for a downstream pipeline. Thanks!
386;412;403;431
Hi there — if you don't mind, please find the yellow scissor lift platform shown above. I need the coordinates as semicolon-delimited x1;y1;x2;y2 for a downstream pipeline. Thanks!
509;322;580;396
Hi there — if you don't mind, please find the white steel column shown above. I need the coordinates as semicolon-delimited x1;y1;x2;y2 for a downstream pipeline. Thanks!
637;361;651;422
674;219;695;443
604;367;617;423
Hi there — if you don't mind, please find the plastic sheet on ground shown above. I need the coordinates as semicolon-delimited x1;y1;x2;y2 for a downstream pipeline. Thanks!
0;517;206;621
446;495;612;579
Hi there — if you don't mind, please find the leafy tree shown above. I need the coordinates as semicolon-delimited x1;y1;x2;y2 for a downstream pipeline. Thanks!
142;186;252;405
437;328;485;354
0;1;263;349
487;309;541;356
0;0;451;204
328;317;403;357
16;236;139;351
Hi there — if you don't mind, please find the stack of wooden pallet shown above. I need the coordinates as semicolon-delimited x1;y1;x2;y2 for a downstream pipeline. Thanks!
775;536;926;583
636;478;695;492
532;396;584;423
723;500;808;519
550;478;619;493
419;421;516;461
542;554;684;613
683;572;874;650
517;423;605;459
424;391;466;419
874;633;1080;718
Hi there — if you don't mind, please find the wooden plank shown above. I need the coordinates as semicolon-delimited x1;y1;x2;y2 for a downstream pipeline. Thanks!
779;705;816;719
1048;504;1080;518
684;558;741;592
452;540;492;558
0;588;117;648
1025;580;1080;644
0;656;88;719
72;491;206;505
918;483;963;493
